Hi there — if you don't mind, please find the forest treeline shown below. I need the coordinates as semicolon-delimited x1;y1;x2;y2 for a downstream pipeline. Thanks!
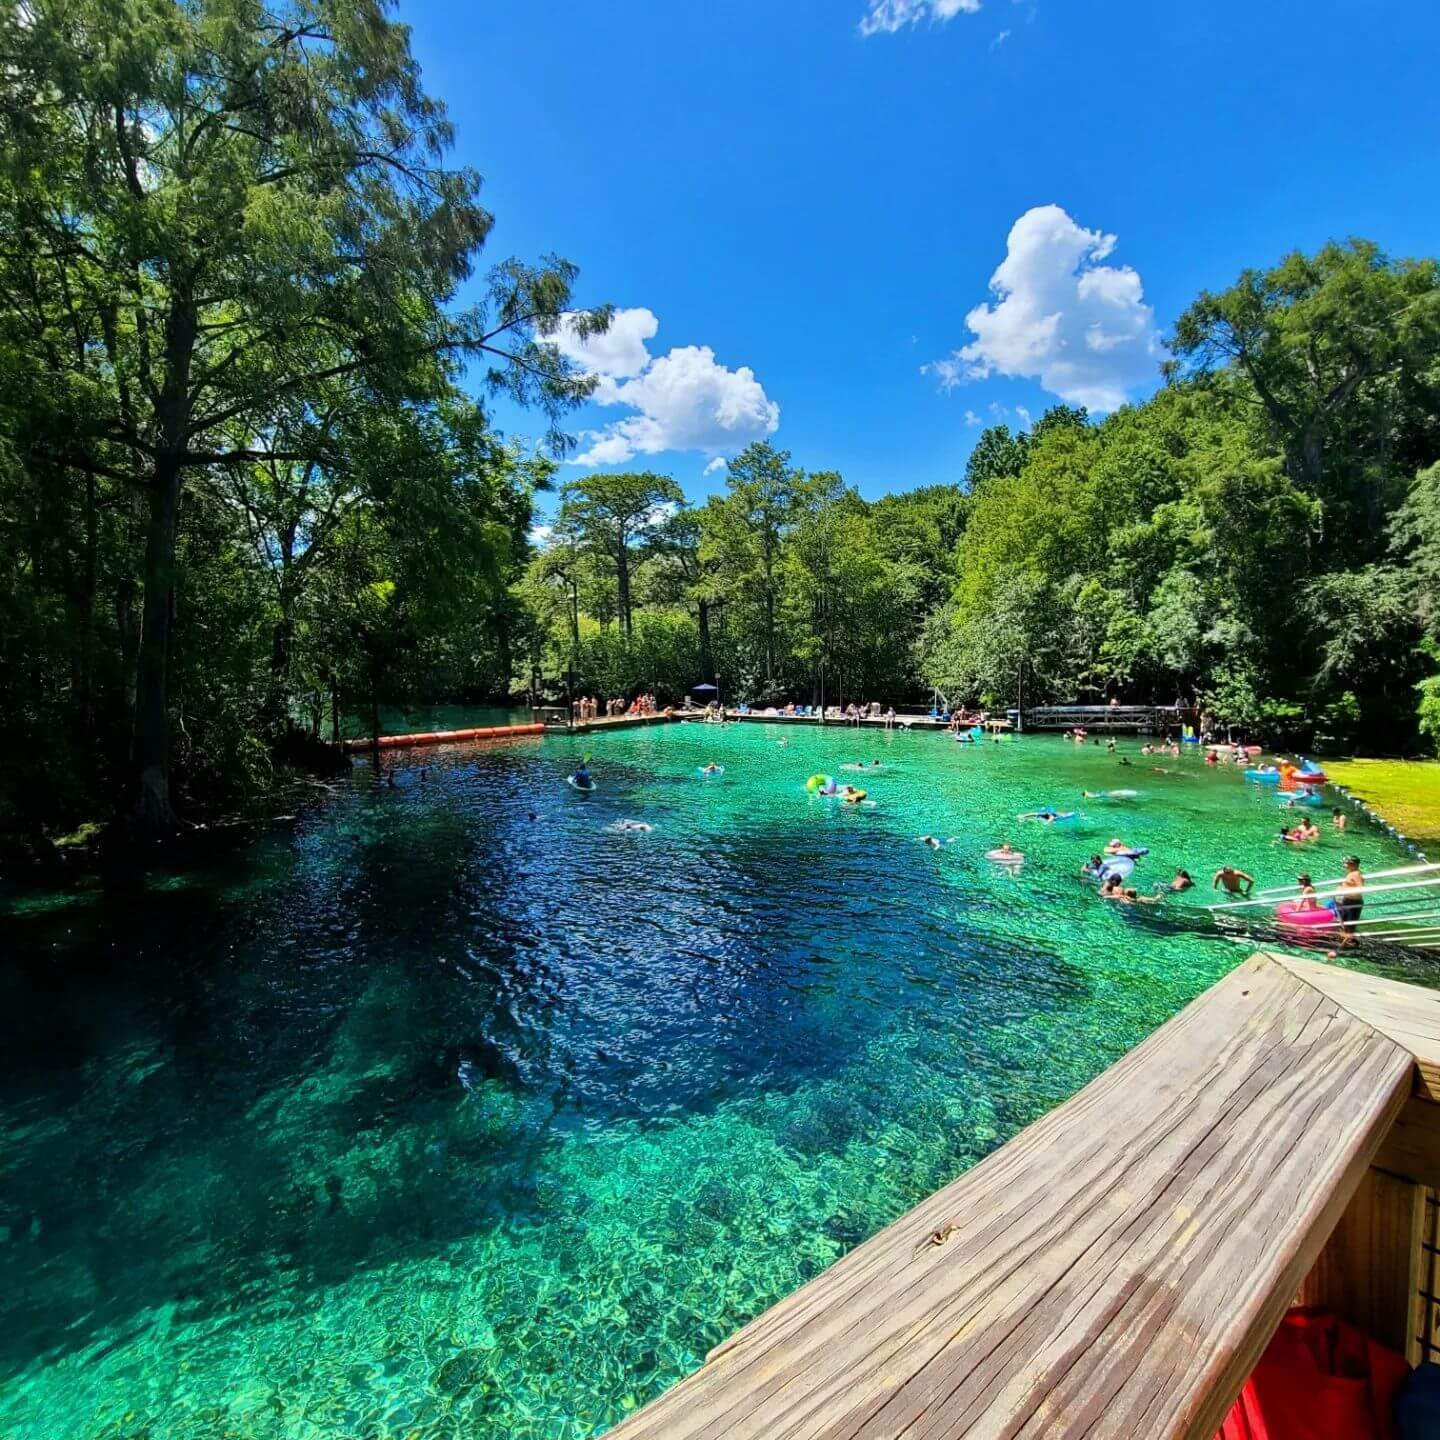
533;242;1440;757
2;0;1439;860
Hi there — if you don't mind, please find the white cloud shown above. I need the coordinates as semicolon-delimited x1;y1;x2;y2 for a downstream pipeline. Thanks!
703;457;727;475
551;307;658;386
963;409;982;426
932;204;1160;412
1014;404;1033;430
558;311;780;468
859;0;980;36
989;27;1011;48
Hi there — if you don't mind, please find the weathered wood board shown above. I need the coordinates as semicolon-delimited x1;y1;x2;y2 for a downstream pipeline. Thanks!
607;954;1415;1440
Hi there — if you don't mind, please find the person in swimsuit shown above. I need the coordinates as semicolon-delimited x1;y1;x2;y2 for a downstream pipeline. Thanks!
1332;809;1348;831
1335;856;1364;945
1212;865;1255;896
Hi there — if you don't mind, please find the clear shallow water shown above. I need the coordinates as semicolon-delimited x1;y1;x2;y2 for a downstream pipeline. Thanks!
1;726;1429;1440
336;704;529;741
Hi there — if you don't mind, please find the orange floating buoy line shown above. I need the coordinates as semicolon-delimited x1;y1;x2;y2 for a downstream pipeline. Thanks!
338;722;546;754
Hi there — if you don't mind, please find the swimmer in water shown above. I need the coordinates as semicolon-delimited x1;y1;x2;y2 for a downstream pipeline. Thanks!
1167;868;1194;892
700;762;722;774
611;819;653;833
1212;865;1255;896
1332;808;1347;831
920;835;943;849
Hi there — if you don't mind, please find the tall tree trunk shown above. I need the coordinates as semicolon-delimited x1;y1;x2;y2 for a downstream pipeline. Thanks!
130;457;182;834
79;468;97;726
617;542;632;638
128;291;197;837
697;597;714;683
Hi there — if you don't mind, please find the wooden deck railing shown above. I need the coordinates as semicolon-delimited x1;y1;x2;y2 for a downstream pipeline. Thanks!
607;953;1440;1438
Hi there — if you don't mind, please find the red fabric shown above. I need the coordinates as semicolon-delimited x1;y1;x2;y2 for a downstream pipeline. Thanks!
1217;1308;1410;1440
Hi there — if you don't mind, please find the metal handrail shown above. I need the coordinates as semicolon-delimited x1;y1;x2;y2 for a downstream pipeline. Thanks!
1209;874;1440;912
1253;861;1440;897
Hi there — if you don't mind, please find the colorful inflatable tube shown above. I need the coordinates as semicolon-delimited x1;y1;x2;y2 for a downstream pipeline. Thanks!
1275;901;1338;931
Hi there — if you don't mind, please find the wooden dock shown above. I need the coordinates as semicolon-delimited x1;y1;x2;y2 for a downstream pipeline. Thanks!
609;952;1440;1439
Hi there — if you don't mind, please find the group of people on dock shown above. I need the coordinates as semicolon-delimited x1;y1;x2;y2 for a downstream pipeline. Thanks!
571;693;662;723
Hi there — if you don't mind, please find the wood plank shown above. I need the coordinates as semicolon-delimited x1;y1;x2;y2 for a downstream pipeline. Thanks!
1298;1167;1425;1353
1374;1096;1440;1189
1269;953;1440;1099
608;955;1413;1440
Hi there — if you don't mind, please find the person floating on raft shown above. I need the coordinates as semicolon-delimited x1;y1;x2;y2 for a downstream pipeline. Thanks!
986;841;1024;864
567;760;596;793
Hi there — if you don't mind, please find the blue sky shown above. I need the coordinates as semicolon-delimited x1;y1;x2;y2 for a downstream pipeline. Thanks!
401;0;1440;503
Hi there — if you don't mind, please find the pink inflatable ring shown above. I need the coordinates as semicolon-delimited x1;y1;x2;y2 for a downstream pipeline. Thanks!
1275;901;1338;931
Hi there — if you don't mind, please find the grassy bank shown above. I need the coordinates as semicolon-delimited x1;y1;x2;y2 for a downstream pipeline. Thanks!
1325;759;1440;853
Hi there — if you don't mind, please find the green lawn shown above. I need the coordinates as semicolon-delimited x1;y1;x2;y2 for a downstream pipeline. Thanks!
1325;758;1440;852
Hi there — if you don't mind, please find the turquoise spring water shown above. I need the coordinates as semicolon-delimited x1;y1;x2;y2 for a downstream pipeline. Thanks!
335;704;529;742
1;724;1430;1440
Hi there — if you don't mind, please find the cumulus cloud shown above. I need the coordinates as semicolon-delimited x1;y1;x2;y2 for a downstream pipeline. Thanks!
703;457;728;475
932;204;1160;412
551;307;657;389
859;0;980;36
555;308;780;467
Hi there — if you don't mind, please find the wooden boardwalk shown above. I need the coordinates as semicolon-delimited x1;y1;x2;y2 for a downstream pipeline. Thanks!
609;952;1440;1439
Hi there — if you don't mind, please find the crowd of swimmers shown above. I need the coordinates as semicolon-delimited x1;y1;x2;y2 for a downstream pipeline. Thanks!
538;722;1377;951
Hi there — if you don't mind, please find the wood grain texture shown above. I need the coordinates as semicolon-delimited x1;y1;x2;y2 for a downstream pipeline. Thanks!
1374;1095;1440;1189
608;955;1413;1440
1298;1167;1425;1353
1269;953;1440;1100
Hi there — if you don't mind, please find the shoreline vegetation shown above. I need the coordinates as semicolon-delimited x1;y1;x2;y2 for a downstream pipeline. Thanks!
2;1;1439;874
1325;759;1440;854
